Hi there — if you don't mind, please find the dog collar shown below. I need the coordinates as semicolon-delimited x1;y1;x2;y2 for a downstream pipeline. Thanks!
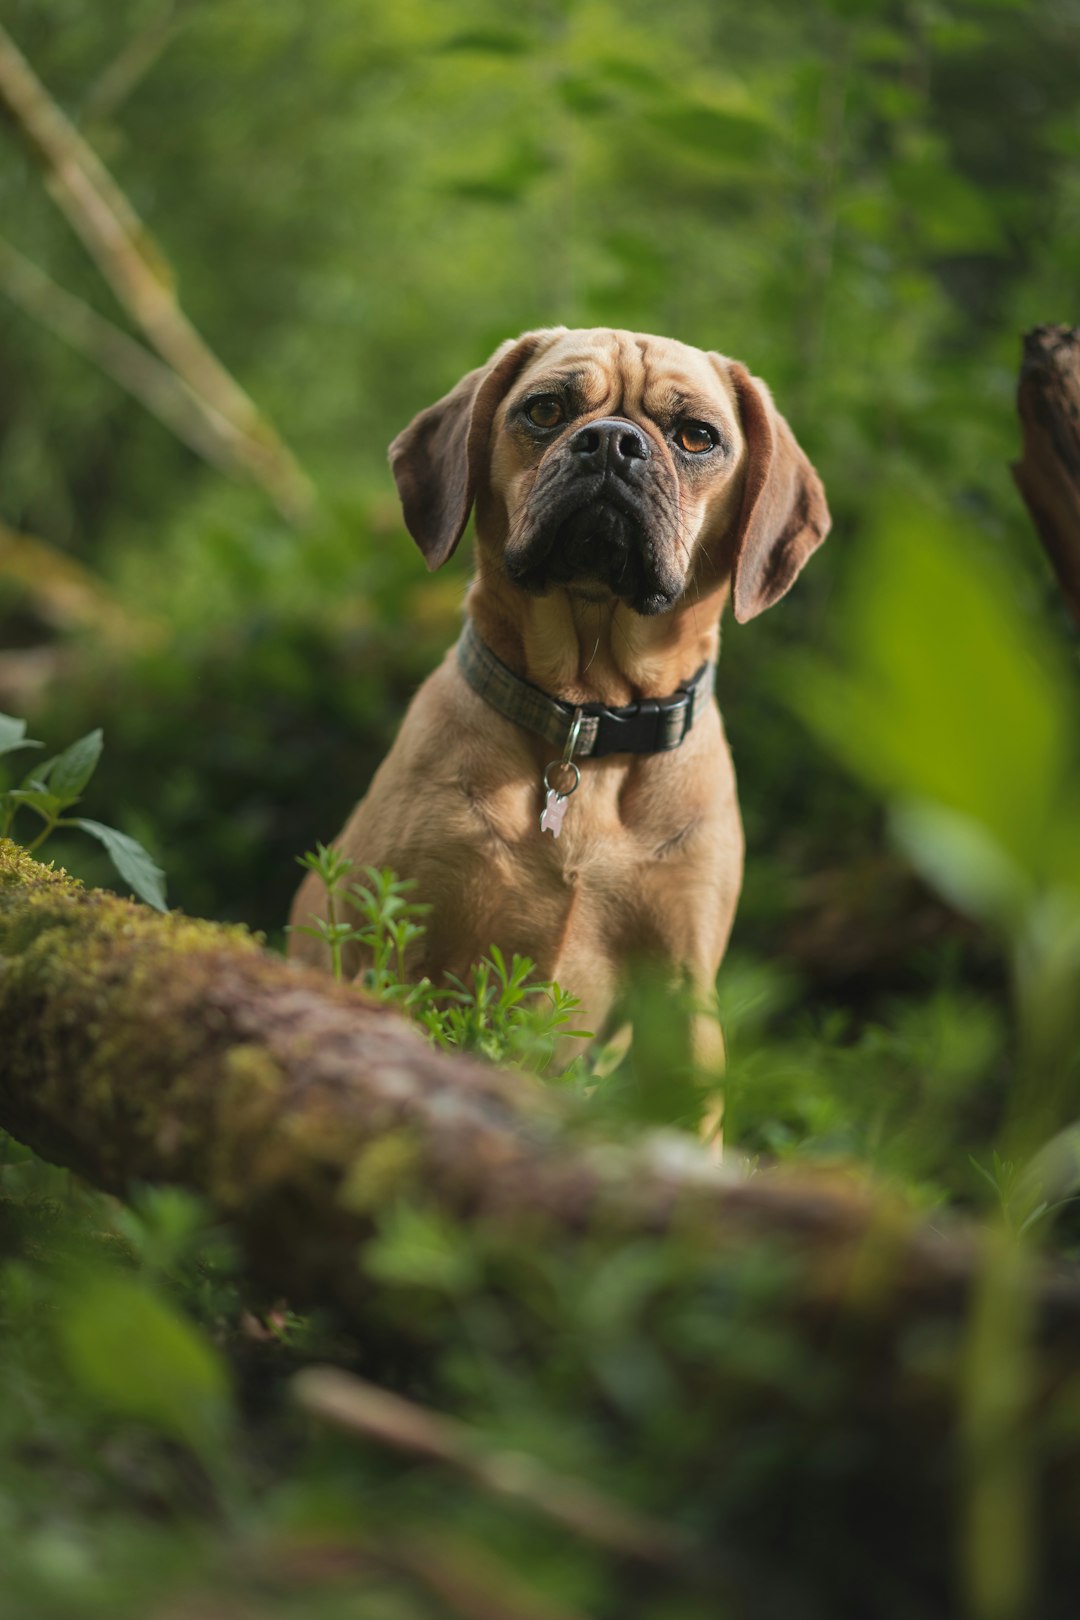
456;618;715;760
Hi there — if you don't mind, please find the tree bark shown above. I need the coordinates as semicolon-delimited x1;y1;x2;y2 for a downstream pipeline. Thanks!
3;839;1080;1615
1013;324;1080;632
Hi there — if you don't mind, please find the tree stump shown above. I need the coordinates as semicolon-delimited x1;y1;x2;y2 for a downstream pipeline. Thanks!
1013;323;1080;631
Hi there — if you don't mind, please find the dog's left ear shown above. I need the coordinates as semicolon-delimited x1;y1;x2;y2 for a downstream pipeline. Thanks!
389;331;556;570
726;363;831;623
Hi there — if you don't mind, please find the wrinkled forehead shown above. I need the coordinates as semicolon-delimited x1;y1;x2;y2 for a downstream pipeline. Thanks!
514;327;740;428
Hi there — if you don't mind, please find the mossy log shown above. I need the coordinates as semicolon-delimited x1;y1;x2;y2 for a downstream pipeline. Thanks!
1013;323;1080;632
4;839;1080;1616
0;838;975;1308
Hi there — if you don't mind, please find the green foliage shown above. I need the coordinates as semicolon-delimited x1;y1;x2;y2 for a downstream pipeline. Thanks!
293;845;591;1075
788;503;1080;1164
968;1149;1078;1240
60;1271;231;1468
0;712;166;909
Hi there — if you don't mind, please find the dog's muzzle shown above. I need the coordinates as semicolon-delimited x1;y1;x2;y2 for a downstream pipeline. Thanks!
508;418;682;615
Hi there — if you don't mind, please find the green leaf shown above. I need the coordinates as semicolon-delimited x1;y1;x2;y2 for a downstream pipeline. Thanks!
890;800;1030;928
889;154;1003;252
61;1271;230;1460
6;788;62;818
450;142;554;205
365;1204;480;1297
648;102;773;165
72;818;168;911
557;74;615;117
47;729;103;804
21;756;57;786
0;712;42;760
595;57;668;95
439;28;532;55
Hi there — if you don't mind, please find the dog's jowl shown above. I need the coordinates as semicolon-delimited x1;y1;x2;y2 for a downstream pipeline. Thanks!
289;328;830;1099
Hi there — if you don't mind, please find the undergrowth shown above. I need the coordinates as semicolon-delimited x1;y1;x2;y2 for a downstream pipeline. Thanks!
292;841;592;1075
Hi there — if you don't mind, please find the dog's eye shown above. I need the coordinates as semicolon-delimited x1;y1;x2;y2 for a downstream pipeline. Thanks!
525;396;564;429
676;421;716;455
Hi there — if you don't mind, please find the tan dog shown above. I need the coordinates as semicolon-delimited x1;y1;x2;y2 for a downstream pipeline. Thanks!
289;328;829;1088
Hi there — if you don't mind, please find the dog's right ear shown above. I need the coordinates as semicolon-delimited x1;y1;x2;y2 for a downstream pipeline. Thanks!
389;332;556;570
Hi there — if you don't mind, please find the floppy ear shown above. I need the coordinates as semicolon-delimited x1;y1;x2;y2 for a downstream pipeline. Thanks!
726;362;831;623
388;331;554;570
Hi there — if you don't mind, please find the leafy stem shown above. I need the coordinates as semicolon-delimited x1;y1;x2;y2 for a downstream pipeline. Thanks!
25;811;59;853
1;712;167;910
291;845;589;1077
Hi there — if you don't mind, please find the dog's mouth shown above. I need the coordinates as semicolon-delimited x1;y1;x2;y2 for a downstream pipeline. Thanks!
506;485;684;617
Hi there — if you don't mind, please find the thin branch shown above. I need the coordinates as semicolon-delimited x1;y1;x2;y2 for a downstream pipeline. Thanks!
0;519;143;640
263;1531;595;1620
81;2;181;125
0;22;315;524
382;1532;596;1620
0;235;252;477
294;1365;693;1570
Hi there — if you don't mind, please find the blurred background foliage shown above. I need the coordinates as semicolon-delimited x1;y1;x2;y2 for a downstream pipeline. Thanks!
2;0;1080;1614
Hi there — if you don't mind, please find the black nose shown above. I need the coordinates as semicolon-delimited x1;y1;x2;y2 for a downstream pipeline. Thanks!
568;417;651;472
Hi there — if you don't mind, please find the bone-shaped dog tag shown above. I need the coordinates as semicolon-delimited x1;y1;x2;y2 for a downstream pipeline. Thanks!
540;788;570;838
539;724;582;840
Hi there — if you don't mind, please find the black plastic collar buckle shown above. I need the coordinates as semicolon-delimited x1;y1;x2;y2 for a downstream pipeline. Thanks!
585;684;695;759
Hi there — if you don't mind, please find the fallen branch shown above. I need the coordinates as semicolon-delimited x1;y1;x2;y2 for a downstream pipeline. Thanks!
1013;323;1080;632
295;1366;689;1568
260;1530;594;1620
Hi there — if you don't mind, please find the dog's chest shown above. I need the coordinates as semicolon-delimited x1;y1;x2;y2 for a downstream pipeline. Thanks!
458;753;707;882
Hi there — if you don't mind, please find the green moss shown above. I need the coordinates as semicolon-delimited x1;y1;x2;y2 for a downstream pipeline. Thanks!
0;840;274;1186
339;1130;422;1213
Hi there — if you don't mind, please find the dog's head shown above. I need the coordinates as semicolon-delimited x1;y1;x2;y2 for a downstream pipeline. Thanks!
389;328;829;622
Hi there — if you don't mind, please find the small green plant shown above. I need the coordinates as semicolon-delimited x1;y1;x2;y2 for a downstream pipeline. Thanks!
0;711;166;910
969;1149;1078;1240
293;842;430;995
417;943;590;1074
292;841;369;982
291;844;589;1076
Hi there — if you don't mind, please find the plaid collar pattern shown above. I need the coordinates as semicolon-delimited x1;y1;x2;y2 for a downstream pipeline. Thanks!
456;618;715;760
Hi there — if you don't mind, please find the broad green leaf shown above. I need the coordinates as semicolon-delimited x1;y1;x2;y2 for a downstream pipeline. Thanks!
0;712;42;760
73;818;168;911
788;503;1080;892
891;800;1031;928
61;1271;230;1460
47;729;103;804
